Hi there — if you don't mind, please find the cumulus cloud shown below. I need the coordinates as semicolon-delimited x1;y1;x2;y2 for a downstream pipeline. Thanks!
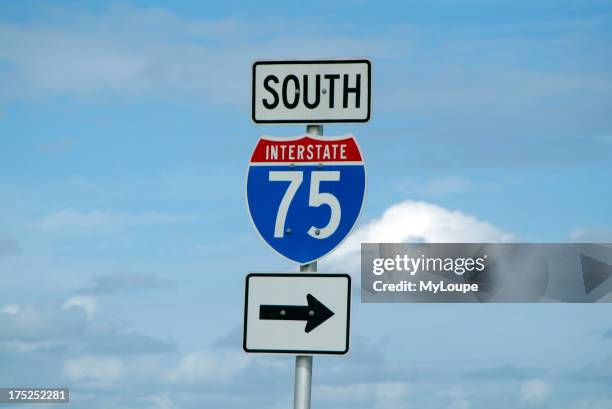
347;200;515;244
37;209;199;230
520;379;551;406
568;228;612;242
447;387;471;409
0;304;20;315
63;356;124;386
62;296;97;319
324;200;515;274
0;303;87;342
0;299;174;358
146;395;179;409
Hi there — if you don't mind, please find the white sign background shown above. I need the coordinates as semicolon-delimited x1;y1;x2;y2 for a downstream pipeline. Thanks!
244;273;351;354
252;60;371;124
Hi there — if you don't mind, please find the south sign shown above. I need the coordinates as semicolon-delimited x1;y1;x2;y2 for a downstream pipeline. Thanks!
252;59;371;124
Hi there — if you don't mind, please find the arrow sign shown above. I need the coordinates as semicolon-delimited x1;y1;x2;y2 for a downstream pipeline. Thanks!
259;294;335;333
243;273;351;354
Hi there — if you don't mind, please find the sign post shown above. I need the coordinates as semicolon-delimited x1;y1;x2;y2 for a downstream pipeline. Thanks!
242;271;351;409
296;124;321;409
247;58;370;409
243;272;351;354
294;350;312;409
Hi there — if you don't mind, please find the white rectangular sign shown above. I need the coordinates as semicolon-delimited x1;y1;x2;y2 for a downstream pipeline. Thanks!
252;59;371;124
243;273;351;354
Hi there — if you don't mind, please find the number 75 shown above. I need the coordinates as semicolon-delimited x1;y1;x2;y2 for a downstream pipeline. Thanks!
269;171;341;239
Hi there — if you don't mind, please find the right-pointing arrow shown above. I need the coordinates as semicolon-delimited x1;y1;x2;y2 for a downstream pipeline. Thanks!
259;294;335;333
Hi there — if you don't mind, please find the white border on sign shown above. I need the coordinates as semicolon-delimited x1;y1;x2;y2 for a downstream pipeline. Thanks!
242;273;352;355
251;58;373;125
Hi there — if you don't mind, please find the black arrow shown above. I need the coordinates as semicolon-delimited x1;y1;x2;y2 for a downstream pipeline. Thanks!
259;294;335;333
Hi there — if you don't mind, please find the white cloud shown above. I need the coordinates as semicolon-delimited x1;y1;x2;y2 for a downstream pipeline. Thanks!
146;394;179;409
0;298;175;361
447;388;471;409
1;304;20;315
324;200;515;274
449;399;471;409
0;302;91;343
520;379;551;406
37;209;198;230
63;356;124;385
62;296;97;319
345;200;514;246
166;351;249;383
0;304;48;341
0;1;609;160
0;5;393;104
375;382;410;401
568;227;612;242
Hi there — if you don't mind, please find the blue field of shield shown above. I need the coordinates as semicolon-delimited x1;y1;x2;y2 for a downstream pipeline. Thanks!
247;164;366;264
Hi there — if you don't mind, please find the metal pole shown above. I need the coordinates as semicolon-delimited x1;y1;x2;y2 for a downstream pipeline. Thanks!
294;124;322;409
294;262;316;409
294;354;313;409
306;124;323;137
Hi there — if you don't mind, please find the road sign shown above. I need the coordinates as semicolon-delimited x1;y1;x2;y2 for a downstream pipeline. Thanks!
246;134;366;264
252;59;371;124
243;273;351;354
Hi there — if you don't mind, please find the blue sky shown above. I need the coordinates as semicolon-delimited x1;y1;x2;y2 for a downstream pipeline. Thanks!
0;1;611;408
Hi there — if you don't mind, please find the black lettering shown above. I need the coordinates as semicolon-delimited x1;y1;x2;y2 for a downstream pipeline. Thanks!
262;75;279;109
324;74;340;108
282;75;300;109
343;74;361;109
303;74;321;109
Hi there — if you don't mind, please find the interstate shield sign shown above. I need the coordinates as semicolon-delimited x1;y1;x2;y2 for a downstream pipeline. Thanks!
246;134;366;264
